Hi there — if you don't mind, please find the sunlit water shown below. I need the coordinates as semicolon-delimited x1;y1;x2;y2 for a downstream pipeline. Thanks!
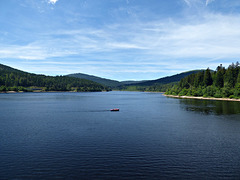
1;91;240;179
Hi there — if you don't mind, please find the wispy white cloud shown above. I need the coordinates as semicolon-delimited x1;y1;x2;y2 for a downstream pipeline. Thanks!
206;0;215;6
107;42;147;49
183;0;203;7
183;0;215;7
48;0;59;5
183;0;191;7
2;0;240;80
2;12;240;62
0;43;78;60
2;12;240;65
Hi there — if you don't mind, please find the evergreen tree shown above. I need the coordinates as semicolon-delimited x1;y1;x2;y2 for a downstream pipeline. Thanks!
215;69;224;88
166;62;240;98
237;72;240;84
224;64;236;88
194;71;204;87
203;68;213;86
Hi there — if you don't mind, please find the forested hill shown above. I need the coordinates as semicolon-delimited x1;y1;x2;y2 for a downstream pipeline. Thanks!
166;62;240;99
0;64;109;92
67;73;147;87
67;73;121;87
116;70;204;92
0;63;28;74
129;70;204;86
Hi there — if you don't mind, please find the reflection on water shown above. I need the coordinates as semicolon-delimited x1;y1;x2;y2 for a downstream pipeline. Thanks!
180;99;240;115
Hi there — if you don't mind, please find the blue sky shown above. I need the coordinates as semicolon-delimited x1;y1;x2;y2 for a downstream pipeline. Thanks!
1;0;240;81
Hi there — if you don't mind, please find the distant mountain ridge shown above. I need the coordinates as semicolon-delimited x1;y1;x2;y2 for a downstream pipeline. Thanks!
67;70;204;89
128;70;204;86
120;80;147;85
0;63;206;92
67;73;147;87
67;73;121;87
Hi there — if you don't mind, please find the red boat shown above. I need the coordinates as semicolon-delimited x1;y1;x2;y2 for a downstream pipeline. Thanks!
110;108;119;111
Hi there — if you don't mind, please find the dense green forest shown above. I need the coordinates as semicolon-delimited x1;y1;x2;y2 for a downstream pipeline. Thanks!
166;62;240;99
0;64;110;92
117;70;202;92
128;70;203;86
67;70;202;91
116;82;177;92
68;73;121;87
68;73;148;87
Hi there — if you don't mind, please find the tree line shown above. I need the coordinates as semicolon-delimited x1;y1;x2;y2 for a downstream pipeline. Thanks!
0;64;110;92
116;83;176;92
166;62;240;99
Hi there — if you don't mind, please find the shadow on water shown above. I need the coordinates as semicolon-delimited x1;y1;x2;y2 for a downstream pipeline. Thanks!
179;99;240;115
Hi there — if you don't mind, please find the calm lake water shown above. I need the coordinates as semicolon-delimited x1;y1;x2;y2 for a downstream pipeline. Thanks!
1;91;240;179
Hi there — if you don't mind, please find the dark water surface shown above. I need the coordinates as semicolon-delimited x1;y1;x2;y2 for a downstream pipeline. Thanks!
1;91;240;179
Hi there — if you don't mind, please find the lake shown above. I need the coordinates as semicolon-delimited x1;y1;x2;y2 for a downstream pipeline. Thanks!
1;91;240;179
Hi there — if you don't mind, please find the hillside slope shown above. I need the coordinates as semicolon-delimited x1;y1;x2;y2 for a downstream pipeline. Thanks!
0;64;109;92
116;70;205;92
67;73;121;87
67;73;148;87
129;70;204;86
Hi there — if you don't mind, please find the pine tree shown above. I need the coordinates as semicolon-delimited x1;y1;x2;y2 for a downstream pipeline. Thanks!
204;68;213;86
194;71;204;87
215;66;224;88
237;72;240;84
224;64;236;88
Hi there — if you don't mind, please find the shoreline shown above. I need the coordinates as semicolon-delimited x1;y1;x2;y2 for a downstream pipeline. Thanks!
163;94;240;102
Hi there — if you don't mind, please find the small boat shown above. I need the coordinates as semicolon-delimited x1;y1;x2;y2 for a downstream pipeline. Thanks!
110;108;119;111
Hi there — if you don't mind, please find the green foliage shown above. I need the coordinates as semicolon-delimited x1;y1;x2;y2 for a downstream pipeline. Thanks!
165;85;180;95
166;62;240;99
202;86;215;97
179;88;188;96
125;70;203;87
68;73;121;87
224;64;236;88
215;64;224;88
0;64;110;92
0;85;7;91
214;90;222;98
118;82;177;92
204;68;213;86
117;70;203;92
